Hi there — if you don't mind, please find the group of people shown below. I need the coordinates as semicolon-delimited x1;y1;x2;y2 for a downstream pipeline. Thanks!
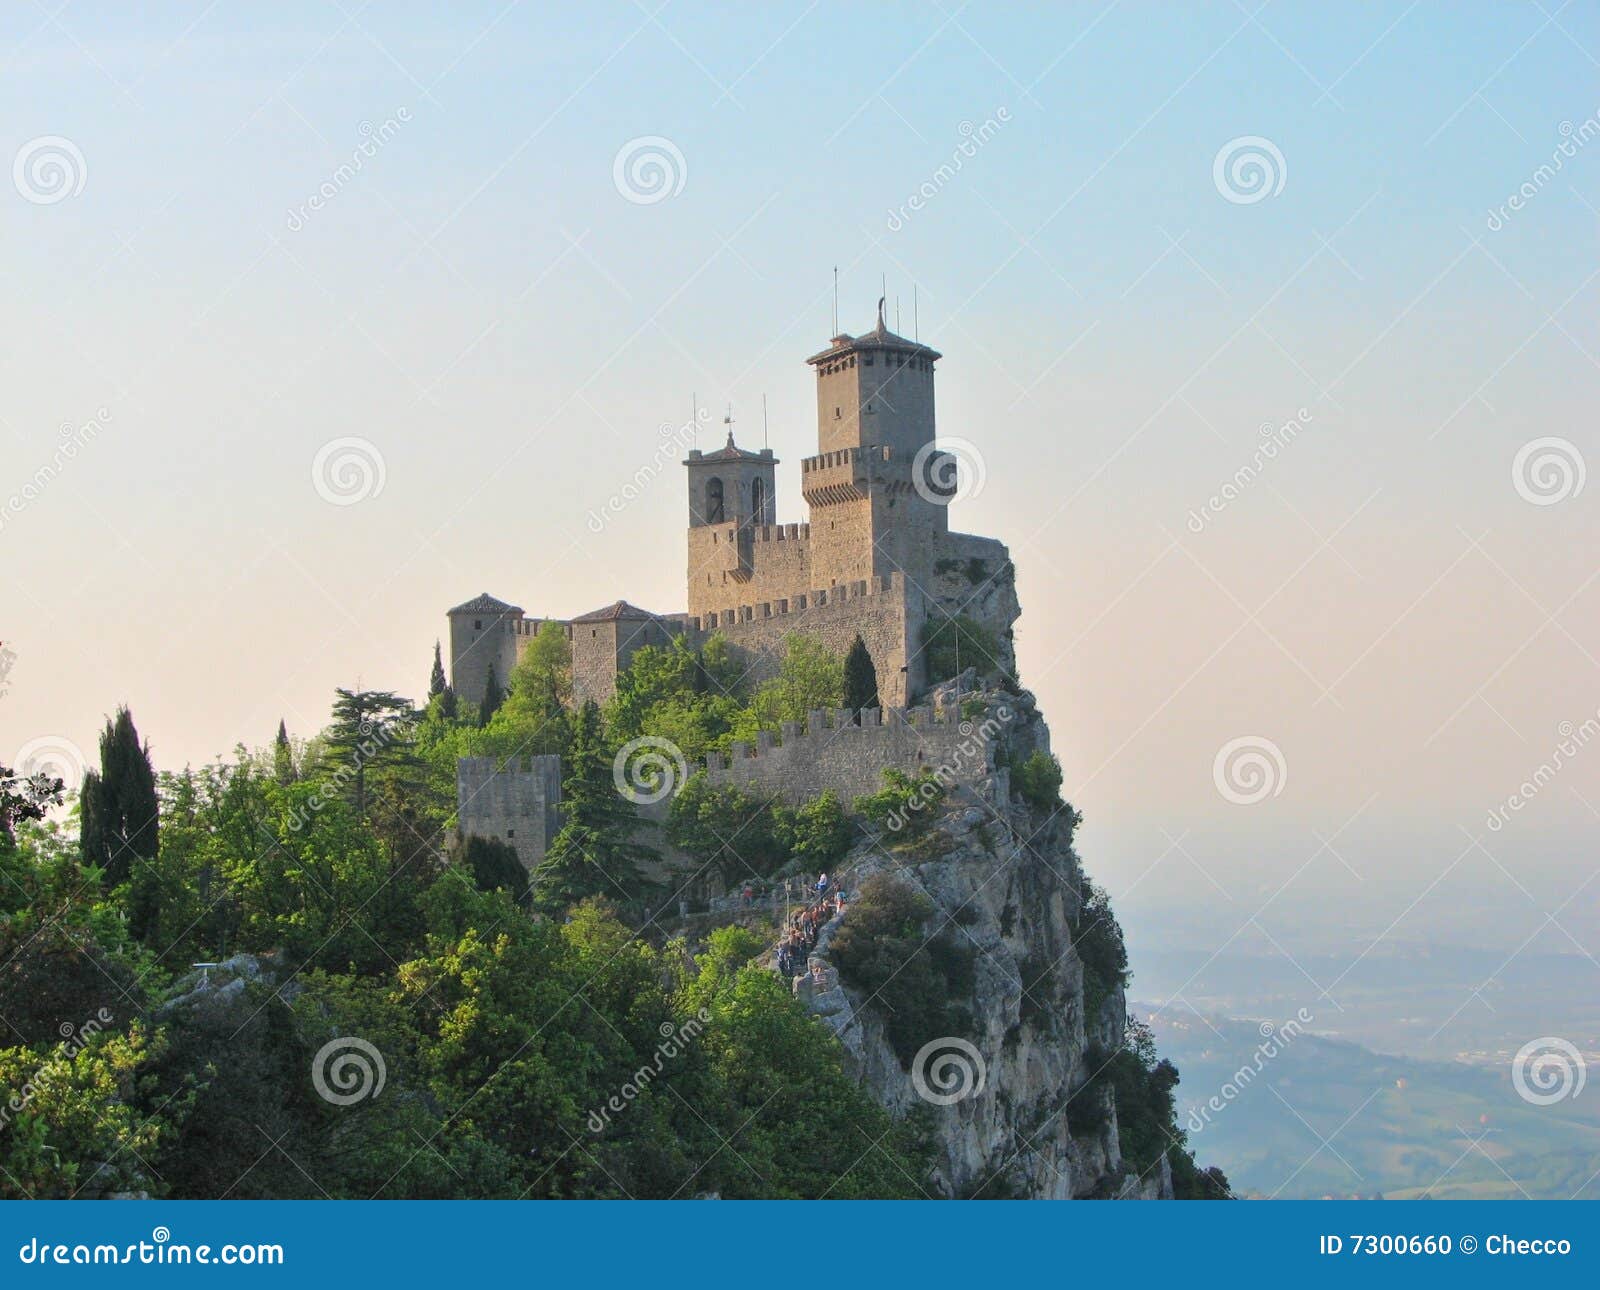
775;873;846;978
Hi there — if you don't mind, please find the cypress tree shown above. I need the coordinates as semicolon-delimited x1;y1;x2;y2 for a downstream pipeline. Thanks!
478;663;505;728
429;640;447;699
273;718;297;785
843;634;879;715
79;708;160;928
439;684;458;721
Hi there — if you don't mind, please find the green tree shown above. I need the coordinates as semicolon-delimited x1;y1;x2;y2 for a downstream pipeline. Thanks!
842;634;879;713
429;639;447;699
79;708;161;939
273;718;297;786
477;664;505;728
665;774;784;883
321;688;420;816
0;763;63;845
533;702;653;913
731;634;844;741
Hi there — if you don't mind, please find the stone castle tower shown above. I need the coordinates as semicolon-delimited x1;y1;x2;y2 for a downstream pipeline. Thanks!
447;308;1018;716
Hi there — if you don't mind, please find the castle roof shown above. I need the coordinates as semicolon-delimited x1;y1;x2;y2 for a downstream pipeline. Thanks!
448;592;523;616
807;304;941;366
686;431;774;465
571;599;665;624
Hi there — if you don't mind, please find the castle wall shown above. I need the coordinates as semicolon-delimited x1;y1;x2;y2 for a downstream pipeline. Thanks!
456;754;563;872
702;699;1007;809
685;572;922;708
449;614;522;714
687;521;814;618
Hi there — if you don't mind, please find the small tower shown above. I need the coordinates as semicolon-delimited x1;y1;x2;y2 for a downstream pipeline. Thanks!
802;303;946;589
684;424;778;616
446;592;524;715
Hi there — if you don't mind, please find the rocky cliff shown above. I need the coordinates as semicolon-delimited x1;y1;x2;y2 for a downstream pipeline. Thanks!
791;686;1174;1199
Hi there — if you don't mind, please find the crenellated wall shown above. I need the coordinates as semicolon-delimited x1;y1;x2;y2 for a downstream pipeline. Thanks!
456;754;562;872
702;698;1009;809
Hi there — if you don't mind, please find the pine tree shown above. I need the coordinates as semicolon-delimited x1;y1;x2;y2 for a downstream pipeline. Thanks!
273;718;297;785
429;640;447;699
439;684;458;721
533;701;653;913
843;634;880;715
323;689;421;816
79;708;161;939
478;663;505;728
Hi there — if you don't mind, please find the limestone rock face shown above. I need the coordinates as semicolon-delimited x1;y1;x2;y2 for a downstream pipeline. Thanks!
792;691;1172;1200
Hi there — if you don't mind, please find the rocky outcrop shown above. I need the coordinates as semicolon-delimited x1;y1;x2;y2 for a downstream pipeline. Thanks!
791;688;1172;1199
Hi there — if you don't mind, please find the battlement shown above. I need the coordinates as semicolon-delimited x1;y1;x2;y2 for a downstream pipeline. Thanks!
701;694;1011;809
690;572;901;632
456;754;563;872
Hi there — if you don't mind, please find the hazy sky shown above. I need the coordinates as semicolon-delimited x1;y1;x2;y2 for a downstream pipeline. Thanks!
3;3;1596;975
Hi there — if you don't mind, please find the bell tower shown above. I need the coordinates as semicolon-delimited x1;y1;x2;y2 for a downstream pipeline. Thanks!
802;302;946;589
683;418;779;617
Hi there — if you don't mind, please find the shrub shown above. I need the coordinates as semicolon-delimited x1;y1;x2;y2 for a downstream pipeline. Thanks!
828;874;975;1066
1014;749;1063;811
921;615;1004;686
852;768;946;835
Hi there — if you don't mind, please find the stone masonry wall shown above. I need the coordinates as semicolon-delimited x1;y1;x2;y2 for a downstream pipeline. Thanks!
702;698;1010;809
684;572;921;708
456;754;562;873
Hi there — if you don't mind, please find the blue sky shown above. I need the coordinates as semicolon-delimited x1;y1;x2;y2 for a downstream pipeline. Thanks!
4;3;1597;977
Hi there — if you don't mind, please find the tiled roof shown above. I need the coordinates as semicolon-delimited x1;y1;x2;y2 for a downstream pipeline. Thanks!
448;592;523;616
570;599;663;623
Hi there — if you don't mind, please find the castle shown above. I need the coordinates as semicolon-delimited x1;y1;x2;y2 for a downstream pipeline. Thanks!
450;306;1022;872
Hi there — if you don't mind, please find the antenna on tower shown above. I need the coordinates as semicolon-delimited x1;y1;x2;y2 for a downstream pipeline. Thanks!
692;391;698;445
896;297;901;332
762;393;769;448
914;285;919;341
832;267;839;335
723;402;735;446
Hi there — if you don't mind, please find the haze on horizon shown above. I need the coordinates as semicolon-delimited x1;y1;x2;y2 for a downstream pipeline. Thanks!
4;4;1596;1018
